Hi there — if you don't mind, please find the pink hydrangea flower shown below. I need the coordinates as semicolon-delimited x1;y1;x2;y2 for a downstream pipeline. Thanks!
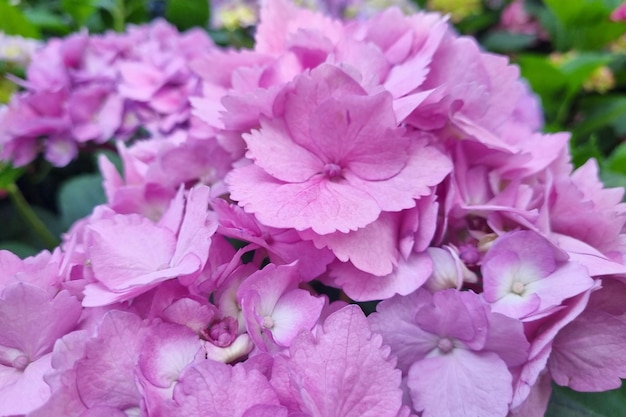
271;305;404;417
369;289;529;417
482;230;595;320
227;64;451;235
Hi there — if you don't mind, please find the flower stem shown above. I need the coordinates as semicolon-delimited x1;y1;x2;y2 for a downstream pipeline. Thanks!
6;183;59;250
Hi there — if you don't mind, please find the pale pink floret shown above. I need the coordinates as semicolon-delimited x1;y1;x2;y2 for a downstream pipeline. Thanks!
164;359;284;417
227;64;451;235
0;283;81;416
83;185;217;306
369;289;528;417
548;279;626;391
482;230;594;320
238;263;325;351
271;305;403;417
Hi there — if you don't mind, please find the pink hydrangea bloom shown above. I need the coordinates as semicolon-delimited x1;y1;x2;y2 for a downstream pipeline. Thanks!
482;230;594;320
163;359;284;417
238;263;325;351
369;289;529;417
227;64;451;235
83;185;217;306
271;305;404;416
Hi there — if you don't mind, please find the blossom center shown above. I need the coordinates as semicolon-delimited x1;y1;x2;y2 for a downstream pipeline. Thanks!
202;316;238;347
437;337;454;354
511;281;525;295
262;315;275;329
12;354;29;371
323;163;343;179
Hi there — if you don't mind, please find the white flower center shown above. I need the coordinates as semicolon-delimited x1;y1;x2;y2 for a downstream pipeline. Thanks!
323;163;342;179
511;281;525;295
262;315;275;329
437;337;454;354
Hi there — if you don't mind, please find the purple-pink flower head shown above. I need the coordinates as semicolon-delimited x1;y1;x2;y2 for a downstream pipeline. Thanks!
482;230;594;320
227;63;451;235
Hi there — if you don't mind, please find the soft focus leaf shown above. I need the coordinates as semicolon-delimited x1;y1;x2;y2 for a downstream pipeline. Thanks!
570;135;603;168
544;0;626;50
0;241;39;258
0;164;25;190
605;143;626;175
58;174;106;229
23;8;72;35
62;0;97;25
546;383;626;417
573;96;626;141
517;55;567;119
0;0;40;38
560;53;614;93
165;0;209;30
481;31;537;53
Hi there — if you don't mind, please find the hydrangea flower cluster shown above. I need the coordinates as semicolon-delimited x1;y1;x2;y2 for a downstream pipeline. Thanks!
0;33;41;65
2;1;626;416
0;20;213;167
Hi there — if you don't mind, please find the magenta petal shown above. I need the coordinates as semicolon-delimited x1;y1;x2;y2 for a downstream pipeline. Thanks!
241;404;289;417
170;185;218;269
0;283;81;359
271;288;325;346
244;119;322;183
407;350;512;417
549;310;626;391
307;212;401;277
75;311;145;410
228;165;380;234
277;305;403;417
87;214;177;290
368;291;439;373
168;360;280;417
138;322;203;389
0;354;52;416
331;251;432;302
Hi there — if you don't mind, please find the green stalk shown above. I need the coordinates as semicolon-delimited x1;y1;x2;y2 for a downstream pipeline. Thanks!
112;0;126;32
6;183;59;250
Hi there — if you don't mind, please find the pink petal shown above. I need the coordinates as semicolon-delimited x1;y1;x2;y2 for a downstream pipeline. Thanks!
368;291;439;373
271;288;325;346
228;165;380;234
75;311;145;409
276;305;403;417
0;354;52;416
138;322;203;389
0;283;81;359
167;360;280;417
331;251;432;302
549;310;626;391
244;119;322;183
408;349;512;417
87;214;177;291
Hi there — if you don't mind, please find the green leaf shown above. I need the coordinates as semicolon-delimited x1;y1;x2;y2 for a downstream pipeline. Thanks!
62;0;98;25
543;0;626;50
570;135;603;168
23;8;72;35
0;0;40;38
573;96;626;141
58;174;106;229
546;383;626;417
0;164;25;190
481;31;537;53
560;52;613;94
0;241;40;258
517;55;567;120
165;0;209;30
605;143;626;175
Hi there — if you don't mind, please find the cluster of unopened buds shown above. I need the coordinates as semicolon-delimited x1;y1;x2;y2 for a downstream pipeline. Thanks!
1;1;626;416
